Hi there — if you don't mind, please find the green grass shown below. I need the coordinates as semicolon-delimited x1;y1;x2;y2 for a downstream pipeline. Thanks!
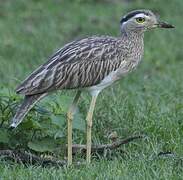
1;158;183;179
0;0;183;179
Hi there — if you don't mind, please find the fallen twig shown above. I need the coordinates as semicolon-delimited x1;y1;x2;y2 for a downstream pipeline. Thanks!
72;135;143;154
0;150;67;167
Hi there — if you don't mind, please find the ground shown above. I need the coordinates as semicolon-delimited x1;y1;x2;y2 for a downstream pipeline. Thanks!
0;0;183;179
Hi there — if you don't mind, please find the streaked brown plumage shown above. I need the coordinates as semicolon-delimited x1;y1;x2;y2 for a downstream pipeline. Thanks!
10;9;174;165
16;36;142;95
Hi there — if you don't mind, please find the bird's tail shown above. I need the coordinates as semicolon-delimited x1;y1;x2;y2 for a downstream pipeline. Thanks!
10;93;47;128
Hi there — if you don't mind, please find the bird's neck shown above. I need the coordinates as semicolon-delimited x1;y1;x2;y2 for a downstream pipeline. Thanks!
121;29;144;41
119;30;144;62
120;30;144;54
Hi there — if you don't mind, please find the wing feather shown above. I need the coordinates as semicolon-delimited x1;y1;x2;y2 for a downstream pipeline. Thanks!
16;36;128;95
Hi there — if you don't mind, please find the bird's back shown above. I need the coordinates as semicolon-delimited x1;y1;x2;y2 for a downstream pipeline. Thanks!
16;35;143;95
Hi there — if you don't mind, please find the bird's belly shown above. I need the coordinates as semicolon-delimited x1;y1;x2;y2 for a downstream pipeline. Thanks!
87;60;140;96
87;69;121;96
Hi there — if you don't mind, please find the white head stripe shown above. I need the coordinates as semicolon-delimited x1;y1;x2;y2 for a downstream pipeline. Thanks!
134;13;148;18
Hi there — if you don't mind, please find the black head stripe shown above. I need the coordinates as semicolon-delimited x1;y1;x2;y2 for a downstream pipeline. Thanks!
120;10;150;24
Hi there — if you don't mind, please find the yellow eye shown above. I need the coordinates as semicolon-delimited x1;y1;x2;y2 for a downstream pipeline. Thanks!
136;17;145;23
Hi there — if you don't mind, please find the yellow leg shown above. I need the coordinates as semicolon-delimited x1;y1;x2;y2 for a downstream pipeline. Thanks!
86;94;98;164
67;90;81;166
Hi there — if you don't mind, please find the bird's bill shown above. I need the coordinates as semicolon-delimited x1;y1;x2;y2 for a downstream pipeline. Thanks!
157;21;175;28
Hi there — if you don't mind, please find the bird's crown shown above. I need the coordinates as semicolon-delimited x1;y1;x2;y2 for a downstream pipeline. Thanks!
120;9;154;25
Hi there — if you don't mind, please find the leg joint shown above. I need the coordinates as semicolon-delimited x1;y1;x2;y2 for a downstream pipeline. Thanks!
87;118;93;128
67;111;74;122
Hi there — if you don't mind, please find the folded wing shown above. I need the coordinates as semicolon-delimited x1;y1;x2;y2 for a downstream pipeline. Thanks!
16;36;127;95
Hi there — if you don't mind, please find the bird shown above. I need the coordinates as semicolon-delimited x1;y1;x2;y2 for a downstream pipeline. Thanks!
10;9;174;165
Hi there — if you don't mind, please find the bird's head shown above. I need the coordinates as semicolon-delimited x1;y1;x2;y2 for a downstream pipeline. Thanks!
120;9;174;34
